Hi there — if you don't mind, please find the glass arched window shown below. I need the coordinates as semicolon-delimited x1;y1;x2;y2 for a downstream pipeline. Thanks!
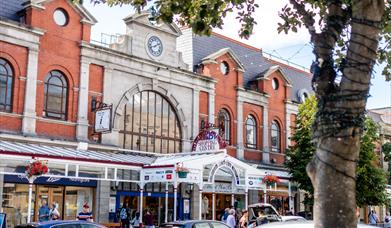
0;58;13;112
119;91;182;153
44;70;68;120
246;115;256;148
218;109;231;144
271;121;281;152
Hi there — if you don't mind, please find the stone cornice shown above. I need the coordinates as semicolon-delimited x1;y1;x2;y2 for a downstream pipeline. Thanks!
80;41;216;92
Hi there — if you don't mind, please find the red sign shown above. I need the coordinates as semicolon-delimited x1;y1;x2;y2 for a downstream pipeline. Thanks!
192;123;226;152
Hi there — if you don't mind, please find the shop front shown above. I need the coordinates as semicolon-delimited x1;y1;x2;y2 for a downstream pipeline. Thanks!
202;182;246;220
1;175;96;227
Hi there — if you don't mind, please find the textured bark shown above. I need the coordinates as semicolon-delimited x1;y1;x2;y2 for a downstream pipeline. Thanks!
303;0;385;227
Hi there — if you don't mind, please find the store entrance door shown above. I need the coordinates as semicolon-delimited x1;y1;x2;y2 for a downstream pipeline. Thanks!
34;186;64;221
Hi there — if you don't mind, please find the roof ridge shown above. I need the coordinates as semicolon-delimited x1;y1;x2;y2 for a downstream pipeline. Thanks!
211;31;262;52
266;58;311;76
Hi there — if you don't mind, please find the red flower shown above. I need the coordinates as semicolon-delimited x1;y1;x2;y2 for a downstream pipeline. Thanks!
25;159;49;178
262;175;280;186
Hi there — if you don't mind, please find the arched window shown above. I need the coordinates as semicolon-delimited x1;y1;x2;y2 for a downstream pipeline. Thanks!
218;109;231;144
271;121;281;152
44;70;68;120
119;91;182;153
0;58;13;112
246;115;256;148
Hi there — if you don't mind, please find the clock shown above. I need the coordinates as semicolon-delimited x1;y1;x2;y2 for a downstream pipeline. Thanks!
147;35;163;57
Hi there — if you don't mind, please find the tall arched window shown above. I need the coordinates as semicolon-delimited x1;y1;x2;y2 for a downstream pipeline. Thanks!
0;58;13;112
246;115;256;148
271;121;281;152
218;109;231;144
44;70;68;120
119;91;182;153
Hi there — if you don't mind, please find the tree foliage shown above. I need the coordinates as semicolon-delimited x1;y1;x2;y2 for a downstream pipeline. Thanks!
286;97;388;207
356;118;388;207
383;142;391;162
285;96;317;200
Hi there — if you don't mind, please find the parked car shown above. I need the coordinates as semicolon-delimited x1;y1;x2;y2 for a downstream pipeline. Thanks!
15;220;107;228
163;220;230;228
256;221;374;227
248;203;306;225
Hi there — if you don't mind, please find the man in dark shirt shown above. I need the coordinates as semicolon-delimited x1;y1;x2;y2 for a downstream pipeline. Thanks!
143;209;154;228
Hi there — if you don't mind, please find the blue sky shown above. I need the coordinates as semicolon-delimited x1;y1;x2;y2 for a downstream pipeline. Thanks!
84;1;390;109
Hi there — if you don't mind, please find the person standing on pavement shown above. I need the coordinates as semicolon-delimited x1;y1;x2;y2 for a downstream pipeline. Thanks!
49;202;60;221
77;203;93;222
239;210;248;228
384;212;391;227
38;199;50;222
144;209;154;228
226;209;236;228
131;212;141;228
368;210;379;225
118;202;130;228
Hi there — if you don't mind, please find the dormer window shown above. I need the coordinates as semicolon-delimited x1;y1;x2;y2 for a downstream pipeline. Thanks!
272;78;279;90
53;8;69;27
220;61;229;75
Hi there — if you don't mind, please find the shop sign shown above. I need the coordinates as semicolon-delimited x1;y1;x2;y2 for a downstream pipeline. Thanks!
203;183;245;194
94;105;112;133
109;196;116;213
143;168;174;183
246;176;264;188
4;175;97;187
208;160;240;185
177;169;201;183
192;123;226;152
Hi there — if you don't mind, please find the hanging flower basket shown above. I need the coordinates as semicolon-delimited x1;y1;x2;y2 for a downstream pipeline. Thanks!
25;159;49;178
178;171;188;178
262;174;280;186
176;163;189;178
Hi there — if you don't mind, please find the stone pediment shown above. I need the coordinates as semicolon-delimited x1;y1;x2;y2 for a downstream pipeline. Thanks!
123;11;181;37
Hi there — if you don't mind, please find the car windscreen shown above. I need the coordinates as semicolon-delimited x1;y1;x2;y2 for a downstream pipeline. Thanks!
250;206;279;220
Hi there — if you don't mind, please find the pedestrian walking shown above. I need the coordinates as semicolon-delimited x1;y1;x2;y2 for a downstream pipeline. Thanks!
118;202;130;228
130;212;141;228
38;199;50;222
238;210;248;228
144;209;154;228
384;212;391;227
49;202;60;221
368;209;379;225
77;203;93;222
221;208;229;223
226;209;236;228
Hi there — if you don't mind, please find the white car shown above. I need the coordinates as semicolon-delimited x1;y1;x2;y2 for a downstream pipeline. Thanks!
247;203;306;225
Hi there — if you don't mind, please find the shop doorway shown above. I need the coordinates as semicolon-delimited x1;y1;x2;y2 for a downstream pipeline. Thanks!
35;186;64;221
116;191;178;226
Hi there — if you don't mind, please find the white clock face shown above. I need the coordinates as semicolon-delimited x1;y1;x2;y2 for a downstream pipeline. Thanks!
147;36;163;57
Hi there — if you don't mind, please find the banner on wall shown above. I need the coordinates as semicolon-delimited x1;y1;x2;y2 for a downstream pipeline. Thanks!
246;176;264;189
191;123;226;152
143;168;175;183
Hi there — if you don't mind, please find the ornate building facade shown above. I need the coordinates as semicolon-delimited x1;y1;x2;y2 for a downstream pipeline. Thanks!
0;0;312;225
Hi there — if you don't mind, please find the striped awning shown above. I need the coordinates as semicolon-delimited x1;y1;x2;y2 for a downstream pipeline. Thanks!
0;140;156;167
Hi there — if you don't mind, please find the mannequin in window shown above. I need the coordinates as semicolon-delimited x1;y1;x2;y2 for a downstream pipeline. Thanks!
202;196;209;219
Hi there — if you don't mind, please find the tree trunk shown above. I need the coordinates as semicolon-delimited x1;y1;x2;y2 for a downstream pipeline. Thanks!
306;0;384;227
